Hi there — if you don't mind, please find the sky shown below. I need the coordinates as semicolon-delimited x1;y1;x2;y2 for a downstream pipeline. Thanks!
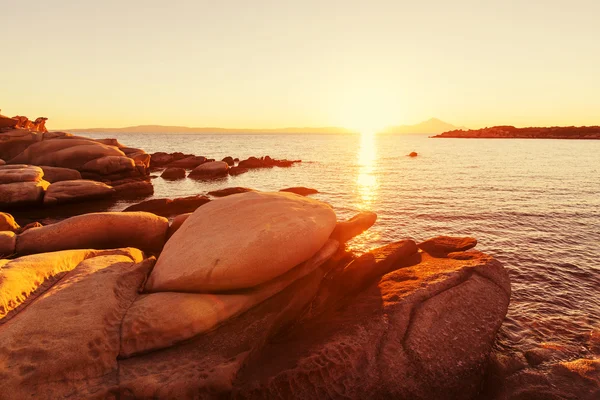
1;0;599;131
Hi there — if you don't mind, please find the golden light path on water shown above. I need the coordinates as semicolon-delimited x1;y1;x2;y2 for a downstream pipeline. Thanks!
348;131;382;252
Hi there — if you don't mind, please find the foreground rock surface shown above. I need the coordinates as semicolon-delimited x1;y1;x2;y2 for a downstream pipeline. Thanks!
146;191;338;292
0;238;510;399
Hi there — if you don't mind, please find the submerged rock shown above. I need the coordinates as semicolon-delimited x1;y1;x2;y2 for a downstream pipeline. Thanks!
279;186;319;196
15;212;168;255
409;151;418;157
146;191;337;292
166;156;207;169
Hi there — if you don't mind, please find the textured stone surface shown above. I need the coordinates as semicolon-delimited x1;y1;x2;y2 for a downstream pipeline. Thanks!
0;231;16;258
0;255;153;399
146;191;337;292
15;212;168;255
121;240;338;357
0;248;143;320
0;180;49;208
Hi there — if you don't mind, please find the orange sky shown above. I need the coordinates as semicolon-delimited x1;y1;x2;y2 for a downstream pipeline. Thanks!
2;1;599;130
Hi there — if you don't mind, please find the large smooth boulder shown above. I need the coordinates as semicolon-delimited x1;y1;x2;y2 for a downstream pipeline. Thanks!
0;180;49;208
15;212;168;255
120;240;339;357
43;180;115;205
81;155;136;175
10;138;125;169
0;231;16;258
0;165;44;184
0;248;143;320
0;212;20;232
0;254;153;398
123;195;210;217
188;161;229;179
146;191;337;292
39;166;82;183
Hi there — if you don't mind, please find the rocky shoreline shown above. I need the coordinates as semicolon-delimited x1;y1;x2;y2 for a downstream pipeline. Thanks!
433;125;600;139
1;117;595;399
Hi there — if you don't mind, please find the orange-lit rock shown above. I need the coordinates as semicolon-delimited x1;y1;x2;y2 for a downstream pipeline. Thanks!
279;186;319;196
330;211;377;243
418;235;478;255
166;212;192;239
0;248;143;320
0;255;152;398
188;161;229;179
161;167;186;180
207;187;255;197
146;191;337;292
0;164;44;184
0;212;20;232
15;212;168;255
123;195;210;217
0;180;49;208
39;166;82;183
0;231;16;258
43;180;115;205
120;240;339;357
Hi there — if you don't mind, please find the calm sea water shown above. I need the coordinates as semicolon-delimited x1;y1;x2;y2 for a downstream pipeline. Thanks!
81;132;600;388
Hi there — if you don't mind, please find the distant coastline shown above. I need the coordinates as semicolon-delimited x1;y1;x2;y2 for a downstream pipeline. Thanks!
433;125;600;139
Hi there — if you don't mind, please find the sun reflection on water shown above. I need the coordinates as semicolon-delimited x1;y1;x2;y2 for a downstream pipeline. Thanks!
347;132;381;253
356;132;379;210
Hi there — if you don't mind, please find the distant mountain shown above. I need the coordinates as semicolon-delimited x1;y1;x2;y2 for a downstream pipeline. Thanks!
66;125;357;135
382;118;465;134
65;118;463;135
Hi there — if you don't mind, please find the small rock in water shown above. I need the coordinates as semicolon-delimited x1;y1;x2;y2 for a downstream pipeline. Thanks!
409;151;418;157
207;187;255;197
161;167;186;180
279;187;319;196
188;161;229;179
221;156;235;166
418;236;477;255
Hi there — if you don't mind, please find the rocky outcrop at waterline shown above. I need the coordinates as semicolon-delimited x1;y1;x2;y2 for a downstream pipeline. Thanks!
433;125;600;139
0;191;512;399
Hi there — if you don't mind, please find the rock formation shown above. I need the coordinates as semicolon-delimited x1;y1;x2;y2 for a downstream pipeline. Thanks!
146;192;338;292
123;195;211;217
279;186;319;196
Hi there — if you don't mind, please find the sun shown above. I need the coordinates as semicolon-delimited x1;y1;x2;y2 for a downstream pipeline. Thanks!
336;93;400;135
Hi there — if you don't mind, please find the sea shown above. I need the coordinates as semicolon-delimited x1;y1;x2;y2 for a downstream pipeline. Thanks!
79;131;600;393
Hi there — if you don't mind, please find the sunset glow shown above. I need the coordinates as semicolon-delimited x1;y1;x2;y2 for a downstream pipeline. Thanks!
3;1;600;129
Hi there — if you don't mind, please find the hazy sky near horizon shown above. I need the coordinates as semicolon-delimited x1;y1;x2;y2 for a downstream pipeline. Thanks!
2;0;599;130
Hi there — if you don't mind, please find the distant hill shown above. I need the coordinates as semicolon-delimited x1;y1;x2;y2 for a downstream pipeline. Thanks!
66;125;357;135
382;118;465;134
65;118;462;135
